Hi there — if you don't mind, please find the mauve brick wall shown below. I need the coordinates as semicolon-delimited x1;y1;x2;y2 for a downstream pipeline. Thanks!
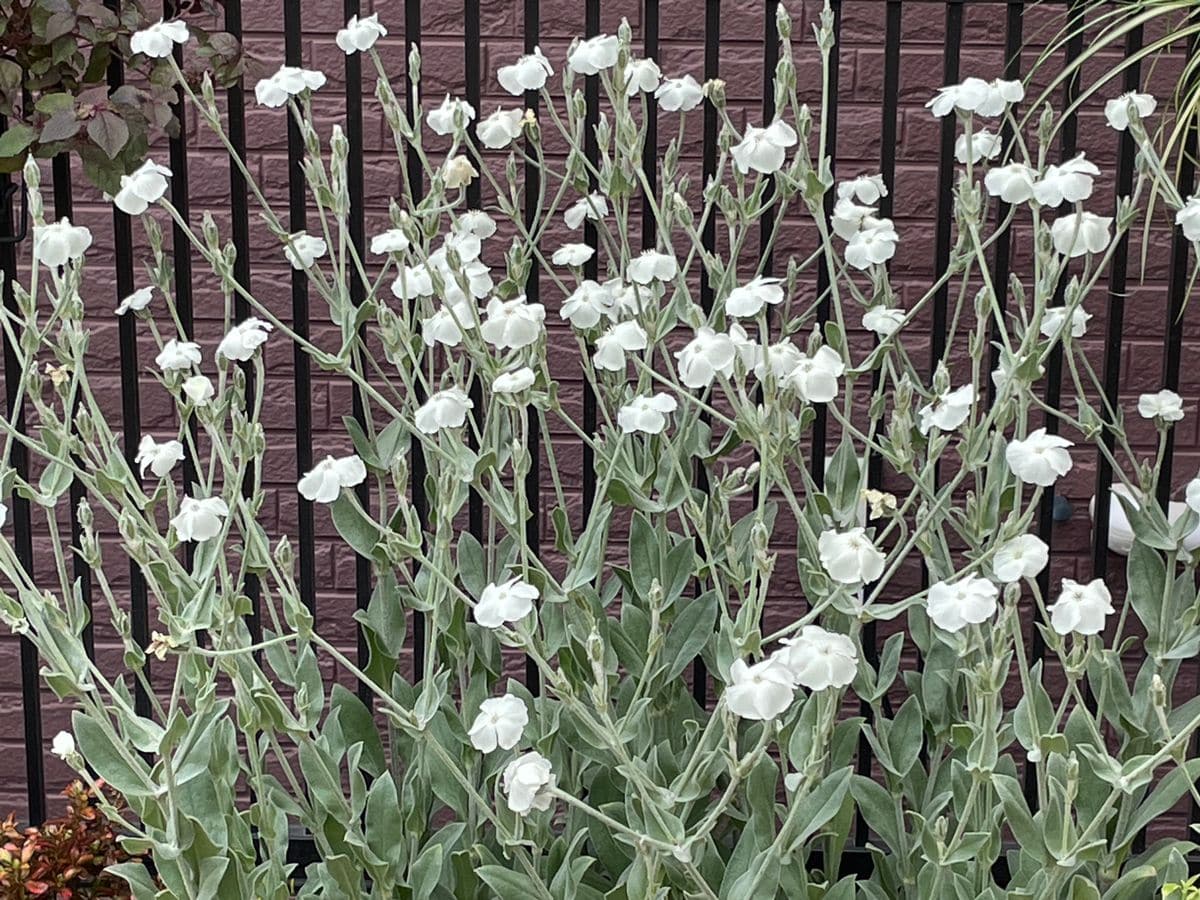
1;0;1196;833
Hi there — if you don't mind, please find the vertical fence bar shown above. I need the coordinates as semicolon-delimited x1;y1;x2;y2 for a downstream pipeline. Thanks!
582;0;600;520
930;1;962;376
464;0;484;541
0;125;45;826
641;0;659;248
760;1;778;275
284;0;317;614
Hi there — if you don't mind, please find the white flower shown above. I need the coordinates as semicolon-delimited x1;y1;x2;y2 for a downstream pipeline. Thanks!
475;577;538;628
565;193;608;229
1138;389;1185;423
182;374;214;406
773;625;858;691
427;94;476;135
33;218;92;267
984;163;1038;204
1177;196;1200;241
845;221;899;269
593;320;647;371
155;338;201;372
728;322;761;370
493;366;536;394
784;345;845;403
837;174;888;205
454;210;497;239
0;502;7;529
552;243;594;267
831;198;876;239
217;317;273;362
1033;153;1100;207
567;34;619;75
1006;428;1074;486
51;731;75;760
955;129;1002;164
336;13;386;54
617;393;678;435
755;340;804;381
478;108;526;149
468;694;528;753
731;121;799;175
254;65;326;108
818;527;886;585
627;250;678;285
370;228;410;255
1187;477;1200;514
112;160;171;215
726;657;795;721
284;232;327;269
502;751;556;814
415;388;474;434
1040;306;1091;339
391;264;434;300
136;435;184;478
481;295;545;349
170;495;229;542
442;155;478;189
422;305;469;348
992;534;1049;583
1049;578;1114;636
130;19;189;58
863;306;904;338
1104;91;1156;131
624;58;661;95
560;280;612;328
918;384;975;435
444;230;485;264
724;276;784;318
655;74;703;112
926;77;1024;117
1051;212;1112;258
298;454;367;503
926;574;999;632
116;286;154;316
498;47;553;95
675;328;736;389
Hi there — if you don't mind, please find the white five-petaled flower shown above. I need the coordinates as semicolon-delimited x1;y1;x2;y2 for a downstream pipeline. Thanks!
493;366;536;395
551;243;595;267
617;393;678;435
1006;428;1074;486
627;250;678;285
217;317;273;362
478;108;526;149
112;160;172;215
475;577;539;628
442;155;478;189
481;295;545;349
755;340;804;381
1138;389;1185;423
1049;578;1114;636
831;198;876;239
1104;91;1156;131
415;388;474;434
728;323;761;370
468;694;529;753
724;276;784;318
284;232;327;269
421;305;468;348
426;94;476;135
955;129;1002;164
567;34;619;75
1033;153;1100;207
171;495;229;543
254;65;326;108
675;327;736;389
731;120;799;175
1050;212;1112;258
1040;306;1091;340
499;46;554;95
298;454;367;504
391;264;434;300
593;320;648;371
370;228;410;255
336;13;387;54
984;163;1038;204
844;220;900;270
136;435;184;478
784;345;845;403
863;306;904;338
564;193;609;229
502;751;556;815
454;209;497;239
560;280;613;328
837;174;888;205
926;574;999;633
726;657;795;721
51;731;76;760
624;58;661;95
116;286;154;316
991;534;1049;584
655;74;704;112
918;384;975;435
772;625;858;692
818;527;886;585
182;374;214;407
33;219;92;268
1177;196;1200;242
130;19;189;58
926;77;1024;118
155;338;202;373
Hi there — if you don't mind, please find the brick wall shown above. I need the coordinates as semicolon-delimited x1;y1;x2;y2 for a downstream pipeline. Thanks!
0;0;1195;833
